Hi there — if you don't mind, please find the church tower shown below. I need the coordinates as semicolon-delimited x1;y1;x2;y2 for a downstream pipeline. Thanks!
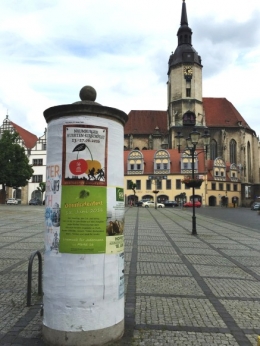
168;0;205;147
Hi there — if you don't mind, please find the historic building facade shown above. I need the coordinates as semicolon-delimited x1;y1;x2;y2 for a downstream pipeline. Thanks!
1;1;260;207
124;0;260;207
0;115;47;204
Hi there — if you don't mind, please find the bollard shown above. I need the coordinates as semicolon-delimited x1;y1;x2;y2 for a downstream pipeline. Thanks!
27;250;43;306
42;86;128;346
257;335;260;346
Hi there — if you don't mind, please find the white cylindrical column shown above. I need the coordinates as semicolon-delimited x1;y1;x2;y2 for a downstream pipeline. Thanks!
42;86;128;346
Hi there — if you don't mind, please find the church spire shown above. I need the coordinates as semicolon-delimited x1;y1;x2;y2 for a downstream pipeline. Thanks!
168;0;202;73
177;0;192;46
181;0;188;26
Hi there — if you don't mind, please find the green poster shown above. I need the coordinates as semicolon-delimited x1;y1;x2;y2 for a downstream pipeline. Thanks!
59;185;107;254
116;187;124;202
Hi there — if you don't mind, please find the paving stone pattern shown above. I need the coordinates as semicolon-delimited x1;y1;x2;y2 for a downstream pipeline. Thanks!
1;205;260;345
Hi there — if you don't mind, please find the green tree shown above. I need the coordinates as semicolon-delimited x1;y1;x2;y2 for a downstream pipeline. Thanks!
0;131;34;203
128;180;137;205
37;182;46;204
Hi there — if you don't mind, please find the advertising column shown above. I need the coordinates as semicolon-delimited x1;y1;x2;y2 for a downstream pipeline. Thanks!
42;86;128;346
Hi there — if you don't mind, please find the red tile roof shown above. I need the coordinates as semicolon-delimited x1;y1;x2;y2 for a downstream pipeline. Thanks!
203;97;251;130
125;98;252;133
207;172;214;181
125;110;168;135
207;160;214;170
10;121;38;149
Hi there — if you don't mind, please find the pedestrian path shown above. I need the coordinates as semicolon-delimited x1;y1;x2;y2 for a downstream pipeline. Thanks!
1;206;260;345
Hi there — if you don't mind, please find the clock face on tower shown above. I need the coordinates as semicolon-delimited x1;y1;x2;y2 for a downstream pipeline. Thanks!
184;66;193;76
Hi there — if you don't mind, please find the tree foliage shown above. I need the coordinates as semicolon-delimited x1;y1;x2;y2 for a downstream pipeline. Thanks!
0;131;34;190
129;180;137;196
37;182;46;194
37;182;46;202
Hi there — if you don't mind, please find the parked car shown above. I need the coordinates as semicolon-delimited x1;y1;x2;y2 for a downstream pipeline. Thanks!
6;198;18;205
142;201;165;208
251;202;260;210
183;201;201;208
164;200;179;208
29;198;42;205
136;199;151;207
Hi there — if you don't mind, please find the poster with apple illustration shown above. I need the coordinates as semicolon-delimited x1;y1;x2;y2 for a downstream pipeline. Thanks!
62;125;107;186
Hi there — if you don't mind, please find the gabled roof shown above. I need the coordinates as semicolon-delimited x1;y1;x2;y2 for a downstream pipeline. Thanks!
203;97;251;130
126;98;252;134
124;149;206;175
124;110;168;135
10;121;38;149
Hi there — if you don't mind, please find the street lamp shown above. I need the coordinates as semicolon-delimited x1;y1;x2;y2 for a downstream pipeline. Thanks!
175;128;210;235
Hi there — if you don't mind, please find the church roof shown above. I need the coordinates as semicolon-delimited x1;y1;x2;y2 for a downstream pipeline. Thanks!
203;97;252;130
125;98;252;134
10;121;38;149
124;110;168;135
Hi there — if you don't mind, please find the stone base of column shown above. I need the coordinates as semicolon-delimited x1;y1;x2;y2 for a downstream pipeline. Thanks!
42;319;124;346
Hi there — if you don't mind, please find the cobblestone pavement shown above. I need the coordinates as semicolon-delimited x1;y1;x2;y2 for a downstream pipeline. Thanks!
1;205;260;345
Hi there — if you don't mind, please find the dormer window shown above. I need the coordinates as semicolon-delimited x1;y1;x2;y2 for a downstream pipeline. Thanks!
181;151;198;173
127;150;144;174
213;157;226;181
154;150;170;174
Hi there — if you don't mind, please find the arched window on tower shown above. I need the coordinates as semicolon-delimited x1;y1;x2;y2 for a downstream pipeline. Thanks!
210;139;218;160
183;111;195;126
229;139;237;164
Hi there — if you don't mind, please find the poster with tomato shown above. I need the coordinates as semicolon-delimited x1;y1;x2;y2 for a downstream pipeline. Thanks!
62;125;107;186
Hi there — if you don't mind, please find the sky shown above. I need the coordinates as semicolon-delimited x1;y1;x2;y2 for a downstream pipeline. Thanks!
0;0;260;138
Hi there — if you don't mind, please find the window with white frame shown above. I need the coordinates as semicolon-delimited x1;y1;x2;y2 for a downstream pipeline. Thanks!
32;175;43;183
33;159;43;166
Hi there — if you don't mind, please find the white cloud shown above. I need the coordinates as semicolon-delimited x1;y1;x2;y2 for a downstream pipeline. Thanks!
0;0;260;138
